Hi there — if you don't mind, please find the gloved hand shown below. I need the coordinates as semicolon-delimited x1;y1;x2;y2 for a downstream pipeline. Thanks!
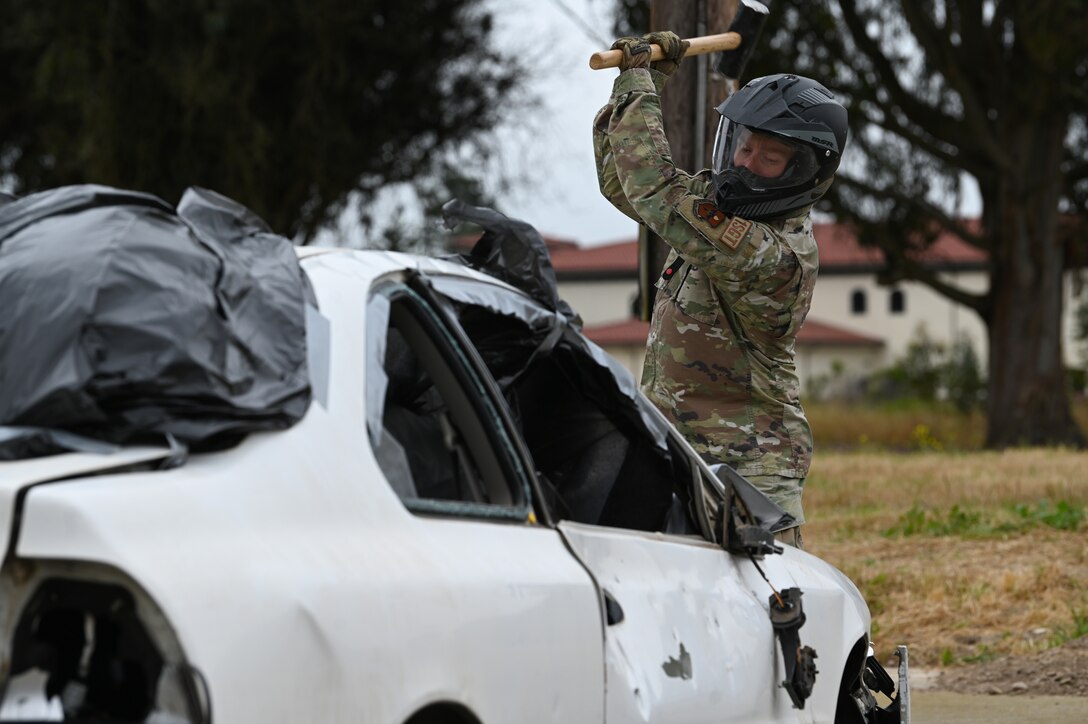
644;31;689;76
610;36;651;72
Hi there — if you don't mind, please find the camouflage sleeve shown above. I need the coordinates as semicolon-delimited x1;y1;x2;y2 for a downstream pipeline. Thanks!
606;72;783;273
593;105;640;221
606;69;803;333
593;69;673;223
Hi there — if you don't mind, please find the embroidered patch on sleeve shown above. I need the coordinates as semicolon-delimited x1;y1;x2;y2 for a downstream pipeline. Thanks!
694;200;728;228
720;217;752;249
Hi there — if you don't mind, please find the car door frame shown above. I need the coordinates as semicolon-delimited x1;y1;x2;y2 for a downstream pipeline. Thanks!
362;273;607;723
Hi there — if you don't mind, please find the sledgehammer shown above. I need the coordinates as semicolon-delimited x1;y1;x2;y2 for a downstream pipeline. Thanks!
588;0;768;73
589;32;740;70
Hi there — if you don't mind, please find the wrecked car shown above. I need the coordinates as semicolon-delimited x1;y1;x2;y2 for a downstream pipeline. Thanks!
0;187;908;722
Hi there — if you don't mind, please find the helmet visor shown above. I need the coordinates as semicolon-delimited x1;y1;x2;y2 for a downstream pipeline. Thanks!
712;120;819;192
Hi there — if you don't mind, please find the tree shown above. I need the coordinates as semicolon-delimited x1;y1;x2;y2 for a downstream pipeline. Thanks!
615;0;1088;447
0;0;521;242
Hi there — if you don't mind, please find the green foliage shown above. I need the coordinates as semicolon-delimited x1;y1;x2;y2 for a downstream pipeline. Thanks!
360;157;499;253
841;567;895;618
1048;609;1088;647
0;0;523;242
883;501;1085;538
961;644;999;664
884;504;979;537
909;424;943;451
943;337;986;413
1012;500;1085;531
868;327;986;412
874;326;946;402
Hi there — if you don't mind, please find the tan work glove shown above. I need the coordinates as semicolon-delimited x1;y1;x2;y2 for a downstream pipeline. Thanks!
610;36;651;72
644;31;690;76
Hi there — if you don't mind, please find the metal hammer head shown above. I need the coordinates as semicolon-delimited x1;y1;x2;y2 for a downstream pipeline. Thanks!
716;0;769;81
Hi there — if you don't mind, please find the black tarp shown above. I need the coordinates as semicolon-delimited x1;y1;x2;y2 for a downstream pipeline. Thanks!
0;184;313;459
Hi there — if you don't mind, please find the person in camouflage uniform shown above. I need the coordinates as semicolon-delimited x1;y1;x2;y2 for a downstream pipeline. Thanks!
593;32;848;546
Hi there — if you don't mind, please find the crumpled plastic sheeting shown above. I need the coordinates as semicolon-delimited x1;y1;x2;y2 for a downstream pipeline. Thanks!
427;274;671;452
0;184;314;459
428;206;671;449
441;199;583;328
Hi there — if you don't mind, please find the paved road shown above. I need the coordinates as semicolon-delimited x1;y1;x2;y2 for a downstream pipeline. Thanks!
912;691;1088;722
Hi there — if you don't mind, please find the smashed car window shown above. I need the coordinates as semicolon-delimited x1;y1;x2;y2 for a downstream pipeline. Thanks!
368;285;529;520
444;296;693;533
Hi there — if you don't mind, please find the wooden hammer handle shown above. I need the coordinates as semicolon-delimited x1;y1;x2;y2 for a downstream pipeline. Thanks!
589;32;742;70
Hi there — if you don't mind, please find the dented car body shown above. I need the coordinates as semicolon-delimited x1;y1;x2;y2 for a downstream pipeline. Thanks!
0;241;908;722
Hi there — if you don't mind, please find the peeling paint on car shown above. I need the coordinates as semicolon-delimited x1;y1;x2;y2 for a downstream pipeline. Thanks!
662;642;693;680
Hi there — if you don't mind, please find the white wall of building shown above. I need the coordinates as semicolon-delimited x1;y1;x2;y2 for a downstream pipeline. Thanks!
1064;272;1088;372
558;269;1087;394
602;345;647;382
558;279;636;326
809;270;990;367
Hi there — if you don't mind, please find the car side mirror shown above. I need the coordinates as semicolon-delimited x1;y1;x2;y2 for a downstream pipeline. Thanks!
708;463;788;557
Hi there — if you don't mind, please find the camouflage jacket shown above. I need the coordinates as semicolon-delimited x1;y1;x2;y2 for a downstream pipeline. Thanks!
593;68;818;478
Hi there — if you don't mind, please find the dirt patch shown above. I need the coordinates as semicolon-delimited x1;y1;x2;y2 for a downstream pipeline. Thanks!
920;635;1088;697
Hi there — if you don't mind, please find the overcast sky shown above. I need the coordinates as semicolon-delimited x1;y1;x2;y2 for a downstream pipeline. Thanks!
311;0;636;249
484;0;638;247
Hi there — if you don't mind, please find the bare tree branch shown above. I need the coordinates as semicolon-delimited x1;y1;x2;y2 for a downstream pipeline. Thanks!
899;2;1006;163
834;172;988;250
853;102;988;178
835;0;1012;171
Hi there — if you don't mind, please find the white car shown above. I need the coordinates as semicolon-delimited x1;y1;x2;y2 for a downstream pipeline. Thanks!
0;239;908;723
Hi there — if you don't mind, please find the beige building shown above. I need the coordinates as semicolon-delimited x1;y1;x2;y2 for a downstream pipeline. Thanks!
546;224;1082;398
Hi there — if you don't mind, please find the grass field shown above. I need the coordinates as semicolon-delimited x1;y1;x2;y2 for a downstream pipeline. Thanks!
800;402;1088;668
807;399;1088;452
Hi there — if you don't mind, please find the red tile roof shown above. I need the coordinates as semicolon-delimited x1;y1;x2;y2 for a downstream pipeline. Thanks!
582;317;884;348
796;319;884;347
812;221;986;268
582;318;649;345
450;233;580;254
550;240;639;273
549;222;986;275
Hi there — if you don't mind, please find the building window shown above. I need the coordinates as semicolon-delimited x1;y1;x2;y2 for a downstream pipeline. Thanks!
850;289;867;315
890;289;906;314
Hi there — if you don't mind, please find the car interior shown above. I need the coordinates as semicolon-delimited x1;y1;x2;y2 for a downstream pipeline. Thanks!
371;285;702;535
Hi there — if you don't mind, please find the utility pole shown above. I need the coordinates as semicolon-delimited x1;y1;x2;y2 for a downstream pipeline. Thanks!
639;0;737;320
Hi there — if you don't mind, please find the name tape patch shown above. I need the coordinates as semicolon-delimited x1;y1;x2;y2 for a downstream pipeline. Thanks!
720;217;752;249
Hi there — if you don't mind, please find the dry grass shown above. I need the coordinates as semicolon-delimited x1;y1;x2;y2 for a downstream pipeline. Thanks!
806;399;1088;452
804;449;1088;667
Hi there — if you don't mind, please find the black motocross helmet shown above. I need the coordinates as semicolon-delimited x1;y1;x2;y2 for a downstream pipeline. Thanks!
711;73;848;221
